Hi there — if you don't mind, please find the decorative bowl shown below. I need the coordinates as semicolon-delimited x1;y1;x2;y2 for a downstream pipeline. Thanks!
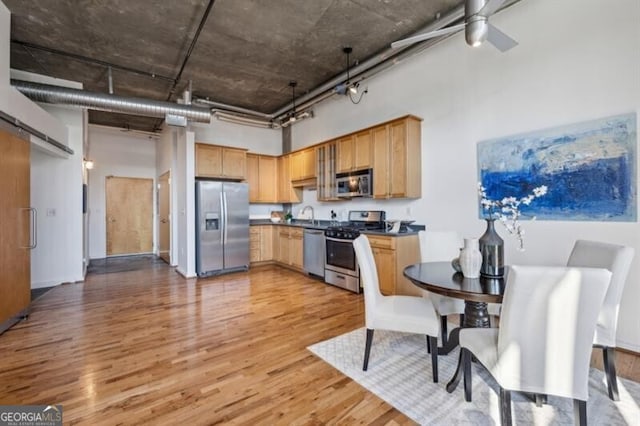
270;217;282;223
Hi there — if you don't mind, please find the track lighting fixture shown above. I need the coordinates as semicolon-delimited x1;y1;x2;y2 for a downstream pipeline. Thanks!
280;80;314;127
336;47;368;105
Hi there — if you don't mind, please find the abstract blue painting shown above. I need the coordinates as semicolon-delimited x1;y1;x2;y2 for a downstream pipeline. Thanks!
477;113;637;221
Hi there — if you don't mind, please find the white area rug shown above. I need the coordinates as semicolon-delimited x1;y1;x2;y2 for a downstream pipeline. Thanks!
308;328;640;425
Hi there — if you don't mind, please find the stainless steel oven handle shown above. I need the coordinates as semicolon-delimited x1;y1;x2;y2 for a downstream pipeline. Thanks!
325;236;356;243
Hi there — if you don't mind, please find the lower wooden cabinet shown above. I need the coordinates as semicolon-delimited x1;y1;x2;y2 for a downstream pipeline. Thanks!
249;225;274;264
273;226;303;271
367;234;421;296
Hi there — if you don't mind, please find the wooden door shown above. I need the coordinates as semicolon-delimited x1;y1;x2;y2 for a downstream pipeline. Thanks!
277;229;290;263
106;176;153;256
290;150;304;181
259;226;274;261
301;148;316;179
290;231;303;269
0;128;31;329
158;171;171;264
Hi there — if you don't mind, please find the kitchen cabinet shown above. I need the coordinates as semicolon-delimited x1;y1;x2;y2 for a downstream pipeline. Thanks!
336;130;372;173
250;225;274;264
246;153;278;203
277;155;302;203
317;142;340;201
290;147;316;181
195;143;247;179
367;234;421;296
274;226;303;271
372;116;422;199
0;127;31;333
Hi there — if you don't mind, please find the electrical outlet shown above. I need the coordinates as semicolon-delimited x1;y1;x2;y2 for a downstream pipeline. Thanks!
46;208;56;217
406;207;412;216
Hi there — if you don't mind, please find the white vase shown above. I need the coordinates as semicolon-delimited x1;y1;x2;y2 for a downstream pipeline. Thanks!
460;238;482;279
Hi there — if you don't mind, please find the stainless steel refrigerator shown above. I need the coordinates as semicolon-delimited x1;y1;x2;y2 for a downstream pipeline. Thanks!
195;180;249;276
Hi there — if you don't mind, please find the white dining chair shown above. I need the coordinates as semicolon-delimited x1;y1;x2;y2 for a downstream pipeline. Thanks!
353;235;441;382
458;265;612;425
418;230;466;345
567;239;635;401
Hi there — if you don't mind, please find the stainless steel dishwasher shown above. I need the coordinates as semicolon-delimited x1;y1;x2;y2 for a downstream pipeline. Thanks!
303;228;325;278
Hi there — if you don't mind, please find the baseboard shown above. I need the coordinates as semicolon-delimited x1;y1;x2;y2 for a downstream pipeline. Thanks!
175;267;197;279
617;339;640;354
31;279;61;289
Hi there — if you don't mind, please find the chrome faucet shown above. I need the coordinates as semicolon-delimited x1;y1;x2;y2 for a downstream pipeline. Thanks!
301;205;314;224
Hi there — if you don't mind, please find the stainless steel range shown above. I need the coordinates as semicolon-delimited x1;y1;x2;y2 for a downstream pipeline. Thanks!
324;210;386;293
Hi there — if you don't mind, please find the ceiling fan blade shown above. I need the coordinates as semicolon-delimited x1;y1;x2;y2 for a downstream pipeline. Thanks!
391;24;466;49
478;0;508;17
487;23;518;52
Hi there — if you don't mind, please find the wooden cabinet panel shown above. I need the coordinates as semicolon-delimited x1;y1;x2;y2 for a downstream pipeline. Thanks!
353;130;372;171
372;247;395;296
290;148;317;182
302;148;316;179
195;144;222;177
273;226;304;271
250;225;274;263
372;125;390;198
195;143;247;179
277;155;302;203
337;132;372;173
247;154;278;203
247;154;260;202
371;116;421;199
368;234;420;296
336;135;354;173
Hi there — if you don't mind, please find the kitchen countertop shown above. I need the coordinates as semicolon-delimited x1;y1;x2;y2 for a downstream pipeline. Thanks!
249;219;423;236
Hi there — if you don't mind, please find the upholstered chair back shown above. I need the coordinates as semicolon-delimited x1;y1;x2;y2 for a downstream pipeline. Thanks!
496;265;611;401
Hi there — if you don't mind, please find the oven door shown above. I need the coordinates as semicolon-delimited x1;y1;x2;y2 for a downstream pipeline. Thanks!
325;237;358;276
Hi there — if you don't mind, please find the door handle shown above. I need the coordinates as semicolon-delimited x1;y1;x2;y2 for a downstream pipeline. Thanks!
108;217;116;223
22;207;37;249
160;218;168;223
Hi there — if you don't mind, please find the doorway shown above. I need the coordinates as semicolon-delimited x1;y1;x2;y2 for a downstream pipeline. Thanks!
105;176;153;256
158;171;171;264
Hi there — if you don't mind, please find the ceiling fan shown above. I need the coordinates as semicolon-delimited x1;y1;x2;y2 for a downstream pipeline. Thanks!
391;0;518;52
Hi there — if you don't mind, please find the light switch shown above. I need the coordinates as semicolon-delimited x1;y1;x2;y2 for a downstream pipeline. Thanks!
46;208;56;217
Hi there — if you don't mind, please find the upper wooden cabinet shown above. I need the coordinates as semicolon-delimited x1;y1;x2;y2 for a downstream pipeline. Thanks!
246;153;278;203
372;116;422;199
195;143;247;180
290;147;317;182
336;130;372;173
277;155;302;203
317;142;340;201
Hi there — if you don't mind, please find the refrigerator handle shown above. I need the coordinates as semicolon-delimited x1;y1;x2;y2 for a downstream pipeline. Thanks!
220;192;225;246
223;192;228;244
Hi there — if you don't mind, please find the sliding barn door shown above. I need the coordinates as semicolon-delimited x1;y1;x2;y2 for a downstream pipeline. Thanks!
106;176;153;256
0;127;31;332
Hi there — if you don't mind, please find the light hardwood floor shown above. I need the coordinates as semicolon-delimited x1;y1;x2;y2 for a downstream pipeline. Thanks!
0;262;638;425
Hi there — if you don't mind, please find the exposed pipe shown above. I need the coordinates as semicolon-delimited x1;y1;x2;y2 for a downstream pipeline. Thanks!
271;4;466;119
194;97;274;119
11;79;211;123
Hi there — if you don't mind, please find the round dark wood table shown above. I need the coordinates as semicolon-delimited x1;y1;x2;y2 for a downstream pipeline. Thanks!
403;261;507;392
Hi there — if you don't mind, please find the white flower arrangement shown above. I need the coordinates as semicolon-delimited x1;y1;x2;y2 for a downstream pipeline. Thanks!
477;182;548;251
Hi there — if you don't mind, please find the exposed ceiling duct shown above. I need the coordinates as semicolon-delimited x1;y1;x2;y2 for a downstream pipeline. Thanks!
10;79;212;124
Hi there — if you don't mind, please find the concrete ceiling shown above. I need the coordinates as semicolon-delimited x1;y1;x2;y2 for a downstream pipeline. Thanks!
6;0;463;132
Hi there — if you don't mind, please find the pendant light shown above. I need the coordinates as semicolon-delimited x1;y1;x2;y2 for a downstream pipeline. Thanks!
281;81;314;127
343;47;358;95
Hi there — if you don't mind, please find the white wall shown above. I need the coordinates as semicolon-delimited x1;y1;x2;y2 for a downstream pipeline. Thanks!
292;0;640;350
191;119;281;155
156;125;178;265
30;105;85;288
88;126;158;259
174;128;196;277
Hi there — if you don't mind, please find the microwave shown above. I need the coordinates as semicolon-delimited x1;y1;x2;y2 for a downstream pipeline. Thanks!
336;169;372;198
